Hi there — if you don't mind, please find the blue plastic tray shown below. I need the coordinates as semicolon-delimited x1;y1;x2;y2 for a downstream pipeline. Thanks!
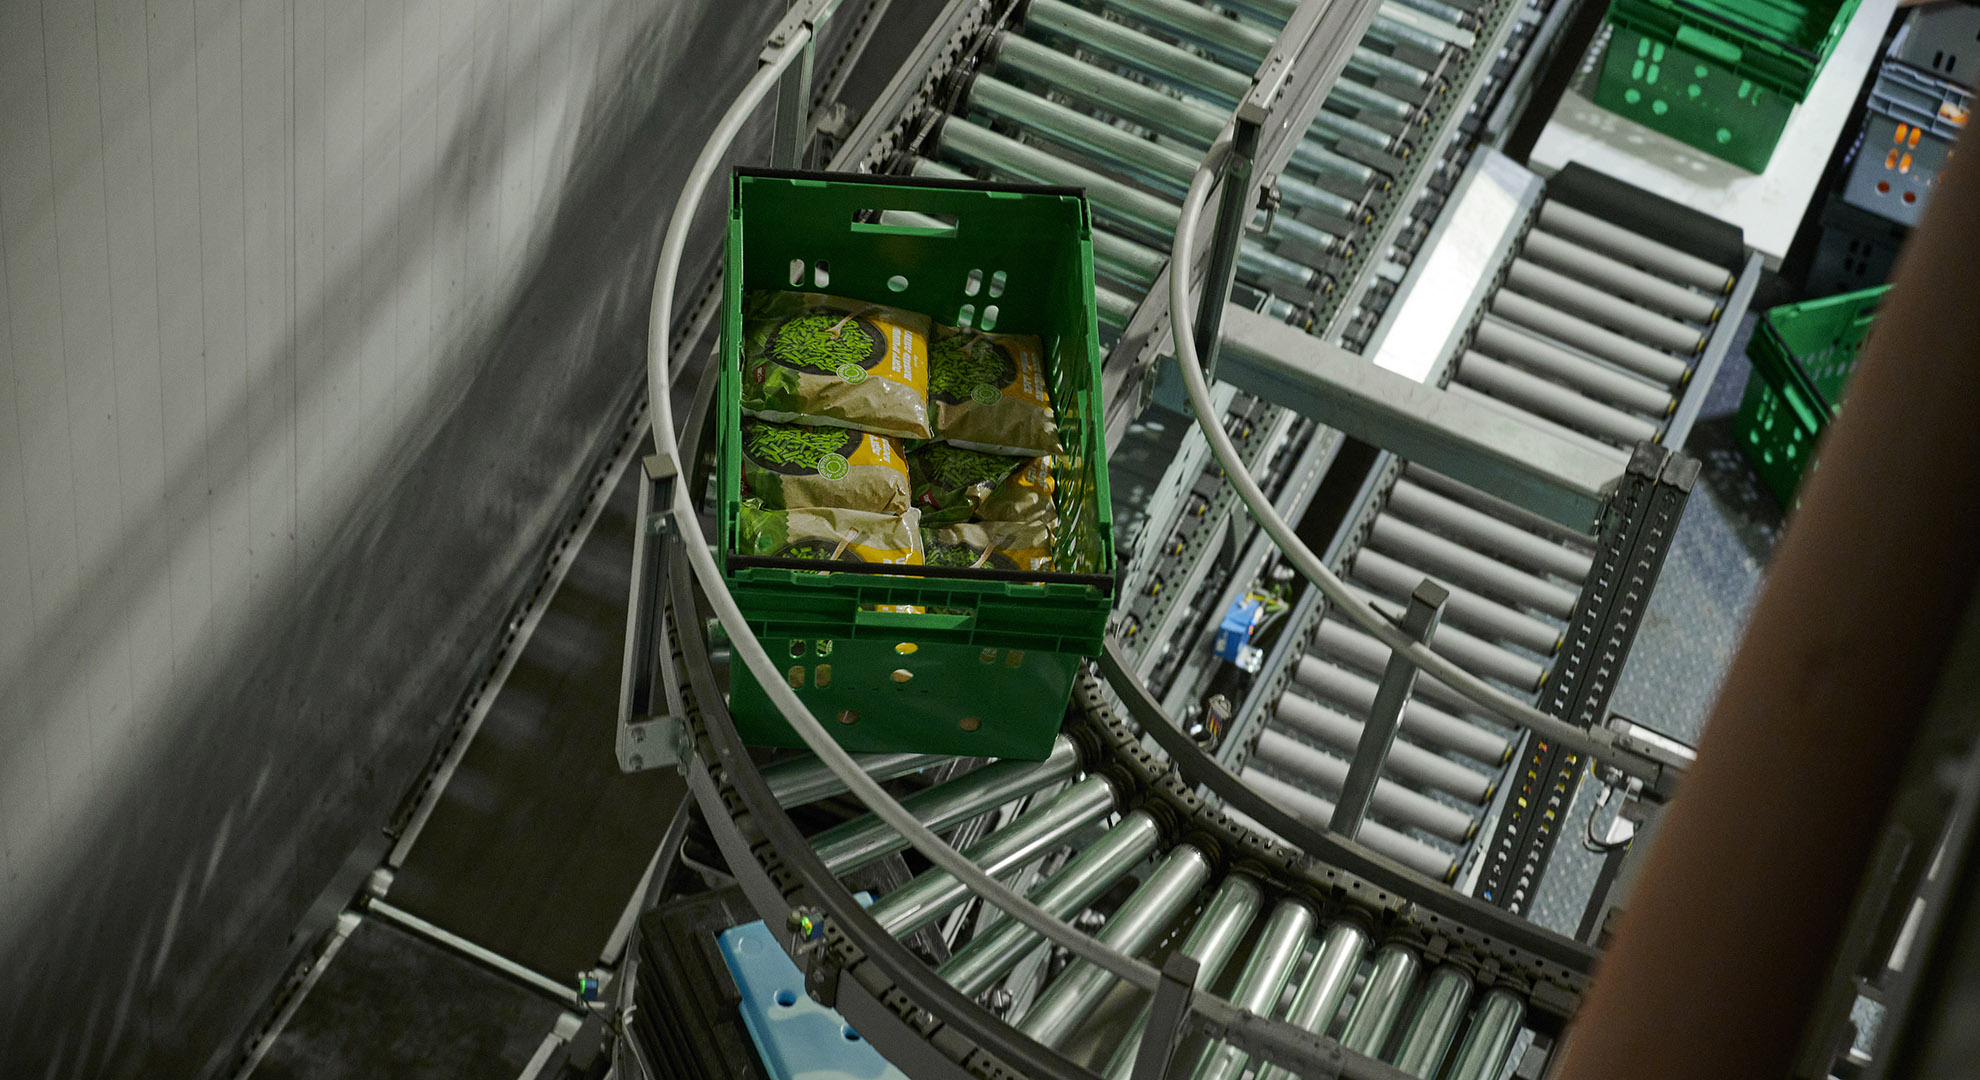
717;899;907;1080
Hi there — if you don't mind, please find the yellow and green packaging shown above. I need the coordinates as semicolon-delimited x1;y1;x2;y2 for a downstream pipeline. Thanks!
741;418;910;514
741;290;932;439
927;326;1061;456
922;521;1055;573
976;456;1057;525
737;504;923;567
907;443;1023;525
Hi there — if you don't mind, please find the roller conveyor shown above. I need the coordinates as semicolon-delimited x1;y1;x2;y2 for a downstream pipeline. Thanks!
1391;964;1474;1076
1312;609;1545;694
1236;771;1459;880
1367;514;1580;619
1101;875;1264;1080
1015;0;1446;180
1340;942;1422;1054
1080;0;1548;679
1519;230;1721;323
761;749;952;805
1251;918;1370;1080
1448;987;1526;1079
810;735;1082;873
1095;283;1140;330
961;74;1206;192
1384;477;1594;582
1293;655;1511;764
601;1;1751;1078
1276;692;1495;801
1013;844;1215;1046
1352;546;1564;653
922;125;1332;296
1470;320;1677;417
865;776;1118;936
1458;351;1666;445
1448;381;1637;465
1308;614;1530;722
986;28;1386;192
963;81;1366;234
1087;16;1438;162
1536;199;1733;293
1503;259;1705;356
1189;898;1315;1080
1234;392;1670;895
1434;181;1751;469
1251;727;1478;842
1490;290;1692;384
933;87;1369;301
934;811;1162;996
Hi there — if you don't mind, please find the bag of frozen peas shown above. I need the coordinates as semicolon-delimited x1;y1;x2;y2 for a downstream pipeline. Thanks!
975;456;1057;525
741;418;910;514
922;521;1055;573
927;326;1061;457
907;443;1023;525
741;291;932;440
737;504;924;567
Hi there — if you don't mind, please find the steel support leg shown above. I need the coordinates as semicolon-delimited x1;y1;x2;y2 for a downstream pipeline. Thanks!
772;32;816;168
1195;113;1262;384
1131;953;1202;1080
1332;581;1447;839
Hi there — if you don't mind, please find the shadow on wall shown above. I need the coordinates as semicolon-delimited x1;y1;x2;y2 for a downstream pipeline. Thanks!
0;1;781;1077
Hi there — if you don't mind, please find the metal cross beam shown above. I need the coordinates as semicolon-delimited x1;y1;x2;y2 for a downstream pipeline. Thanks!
1209;303;1626;531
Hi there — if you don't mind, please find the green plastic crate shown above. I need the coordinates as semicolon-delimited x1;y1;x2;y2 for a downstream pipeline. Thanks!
1595;0;1865;170
1735;284;1887;505
717;169;1115;761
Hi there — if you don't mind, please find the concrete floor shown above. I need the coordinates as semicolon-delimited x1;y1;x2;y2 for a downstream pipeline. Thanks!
254;920;565;1080
249;455;680;1079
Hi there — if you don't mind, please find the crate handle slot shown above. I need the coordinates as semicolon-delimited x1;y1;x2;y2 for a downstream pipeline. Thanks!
850;210;959;237
1675;25;1742;65
855;607;976;632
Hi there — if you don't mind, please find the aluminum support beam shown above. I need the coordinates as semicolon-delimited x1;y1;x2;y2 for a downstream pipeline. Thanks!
1213;304;1623;530
1333;582;1446;840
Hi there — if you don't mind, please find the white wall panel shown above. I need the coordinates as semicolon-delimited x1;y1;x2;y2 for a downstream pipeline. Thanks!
0;0;782;1073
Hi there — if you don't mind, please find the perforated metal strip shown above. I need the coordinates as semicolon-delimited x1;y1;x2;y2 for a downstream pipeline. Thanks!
1476;443;1696;912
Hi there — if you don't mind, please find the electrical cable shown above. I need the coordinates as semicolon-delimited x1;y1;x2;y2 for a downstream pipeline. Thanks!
1581;774;1634;854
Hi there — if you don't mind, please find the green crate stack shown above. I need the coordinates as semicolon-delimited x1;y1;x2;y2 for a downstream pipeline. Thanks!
718;169;1116;761
1735;284;1887;505
1596;0;1866;170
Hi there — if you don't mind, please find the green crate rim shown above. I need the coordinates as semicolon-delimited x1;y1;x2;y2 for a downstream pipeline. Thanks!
1737;283;1887;503
1605;0;1864;97
1751;283;1888;416
716;167;1117;650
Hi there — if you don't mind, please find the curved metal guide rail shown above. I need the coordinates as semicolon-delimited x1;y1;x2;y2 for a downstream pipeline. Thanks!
652;354;1598;1078
618;1;1698;1077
